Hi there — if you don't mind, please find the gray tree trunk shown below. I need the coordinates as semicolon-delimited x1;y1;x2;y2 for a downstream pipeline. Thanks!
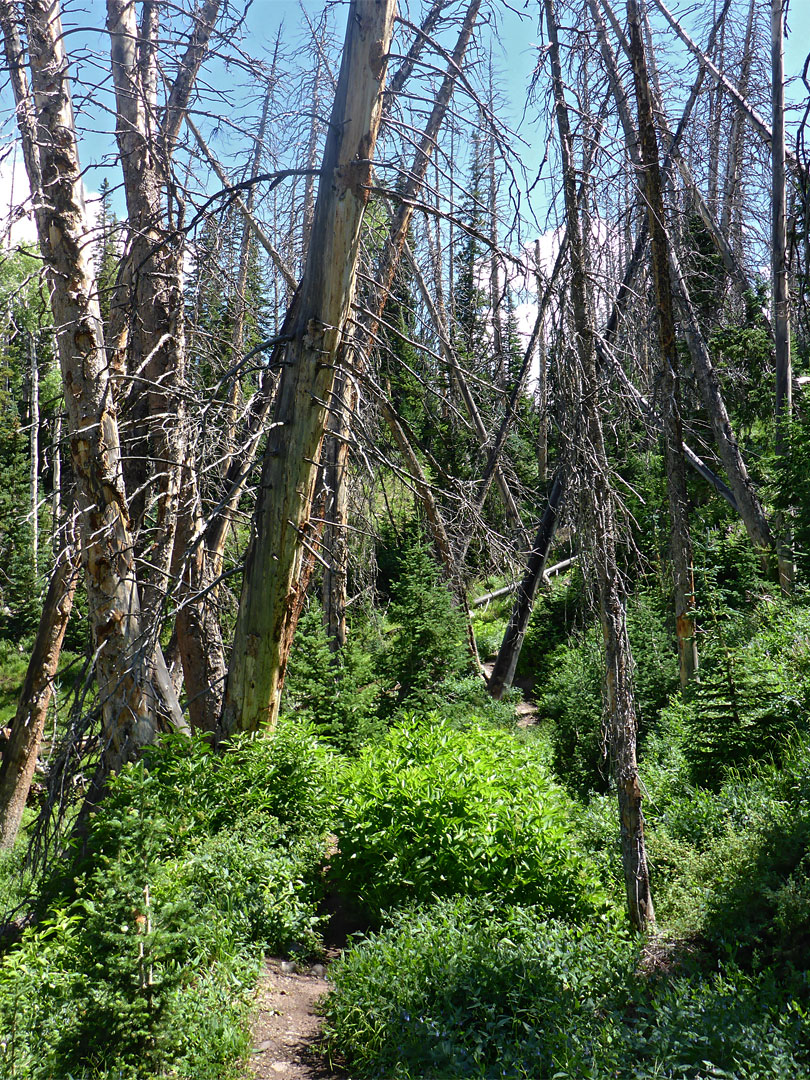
626;0;698;686
546;0;654;932
772;0;794;590
221;0;398;735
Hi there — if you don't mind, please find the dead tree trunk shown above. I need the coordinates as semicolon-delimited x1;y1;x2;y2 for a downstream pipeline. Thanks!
107;0;220;628
546;0;654;932
487;472;565;698
601;0;767;323
720;0;756;248
772;0;794;590
609;0;699;686
28;332;39;583
317;0;481;649
0;543;80;849
221;0;397;736
2;0;178;775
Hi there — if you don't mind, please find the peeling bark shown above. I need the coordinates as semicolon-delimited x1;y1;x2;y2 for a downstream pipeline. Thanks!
3;0;180;773
221;0;398;735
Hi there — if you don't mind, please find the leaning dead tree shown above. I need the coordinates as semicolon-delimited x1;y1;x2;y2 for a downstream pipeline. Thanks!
598;0;698;687
0;537;79;849
221;0;398;736
319;0;484;653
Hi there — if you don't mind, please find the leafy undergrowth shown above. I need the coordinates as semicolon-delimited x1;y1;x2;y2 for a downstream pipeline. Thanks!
322;901;809;1080
0;722;334;1080
3;563;810;1078
330;716;608;923
318;589;810;1079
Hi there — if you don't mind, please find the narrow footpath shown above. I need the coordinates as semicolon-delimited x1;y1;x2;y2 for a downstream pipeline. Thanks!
246;957;341;1080
247;667;537;1080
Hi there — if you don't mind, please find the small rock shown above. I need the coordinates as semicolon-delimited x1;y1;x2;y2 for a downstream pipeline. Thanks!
311;963;326;978
280;960;296;974
271;1062;290;1073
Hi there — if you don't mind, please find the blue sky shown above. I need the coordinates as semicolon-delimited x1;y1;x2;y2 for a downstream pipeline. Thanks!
3;0;809;245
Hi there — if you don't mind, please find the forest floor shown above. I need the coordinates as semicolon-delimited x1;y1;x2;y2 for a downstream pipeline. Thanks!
245;957;342;1080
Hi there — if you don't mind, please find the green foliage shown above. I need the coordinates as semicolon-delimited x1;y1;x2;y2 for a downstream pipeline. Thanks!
470;590;509;659
329;716;608;922
539;593;679;797
322;900;635;1080
0;724;332;1079
776;412;810;581
516;571;585;684
682;647;801;788
694;523;770;616
541;628;606;794
322;899;810;1079
0;248;59;639
396;672;518;730
709;321;773;439
282;604;384;754
382;541;472;712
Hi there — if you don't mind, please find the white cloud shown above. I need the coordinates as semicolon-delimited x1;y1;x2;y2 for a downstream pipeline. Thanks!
0;146;38;248
1;142;104;265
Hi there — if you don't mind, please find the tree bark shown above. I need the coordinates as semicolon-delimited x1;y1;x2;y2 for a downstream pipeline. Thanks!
221;0;398;736
321;368;355;650
0;544;80;849
315;0;481;651
487;472;565;698
772;0;794;590
107;0;220;628
2;0;177;774
625;0;698;686
546;0;654;932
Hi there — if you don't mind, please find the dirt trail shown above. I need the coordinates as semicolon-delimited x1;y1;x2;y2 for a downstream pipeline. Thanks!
246;675;537;1079
246;957;344;1080
481;660;539;727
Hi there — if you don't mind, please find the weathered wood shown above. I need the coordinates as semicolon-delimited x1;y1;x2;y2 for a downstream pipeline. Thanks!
221;0;398;735
2;0;175;770
0;545;79;849
546;0;654;931
772;0;794;590
626;0;697;686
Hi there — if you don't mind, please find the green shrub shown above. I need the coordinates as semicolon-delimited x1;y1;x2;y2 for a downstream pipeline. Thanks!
282;604;385;754
322;899;635;1079
539;595;678;797
516;571;584;685
383;543;472;712
322;900;810;1080
329;716;608;921
682;648;800;788
643;730;810;964
392;672;519;730
0;725;332;1079
130;718;334;840
540;631;606;795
